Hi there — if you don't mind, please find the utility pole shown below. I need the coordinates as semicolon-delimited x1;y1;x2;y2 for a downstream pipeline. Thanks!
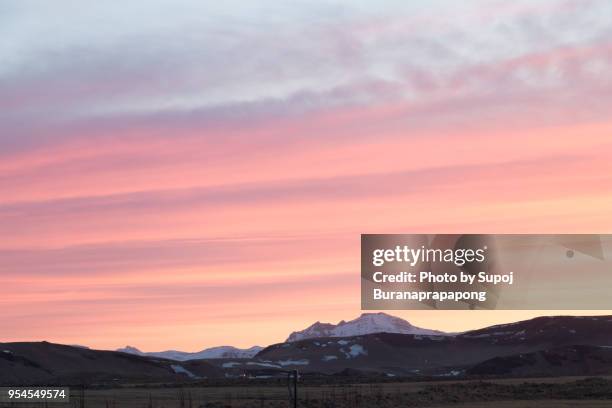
285;369;298;408
292;370;298;408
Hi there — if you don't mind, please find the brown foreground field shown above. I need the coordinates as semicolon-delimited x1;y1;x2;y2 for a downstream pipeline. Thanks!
1;376;611;408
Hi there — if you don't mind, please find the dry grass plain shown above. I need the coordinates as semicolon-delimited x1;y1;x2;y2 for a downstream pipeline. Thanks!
1;376;611;408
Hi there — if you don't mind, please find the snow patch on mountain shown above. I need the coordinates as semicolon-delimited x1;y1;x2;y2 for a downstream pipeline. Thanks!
247;361;281;368
286;313;446;342
278;359;309;366
171;365;199;379
347;344;367;358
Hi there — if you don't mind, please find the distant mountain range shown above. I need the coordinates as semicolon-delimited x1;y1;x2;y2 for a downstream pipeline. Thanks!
117;313;443;360
286;312;446;342
116;345;263;361
3;314;612;385
253;315;612;377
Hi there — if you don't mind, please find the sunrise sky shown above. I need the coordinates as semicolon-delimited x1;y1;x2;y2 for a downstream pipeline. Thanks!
2;0;612;351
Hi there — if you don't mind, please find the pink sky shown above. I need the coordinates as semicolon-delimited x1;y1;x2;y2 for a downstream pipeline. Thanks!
1;0;612;351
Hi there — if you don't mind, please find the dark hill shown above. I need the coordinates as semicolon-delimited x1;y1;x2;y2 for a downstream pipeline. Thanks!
0;341;221;385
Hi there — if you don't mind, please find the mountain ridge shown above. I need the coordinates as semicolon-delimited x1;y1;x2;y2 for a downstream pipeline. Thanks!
117;345;263;361
3;315;611;385
286;312;446;342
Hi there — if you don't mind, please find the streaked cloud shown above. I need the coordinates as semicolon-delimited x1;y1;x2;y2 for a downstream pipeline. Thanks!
1;0;612;350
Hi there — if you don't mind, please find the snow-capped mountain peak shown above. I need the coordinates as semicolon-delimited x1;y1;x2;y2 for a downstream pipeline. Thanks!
117;345;144;355
286;312;445;342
